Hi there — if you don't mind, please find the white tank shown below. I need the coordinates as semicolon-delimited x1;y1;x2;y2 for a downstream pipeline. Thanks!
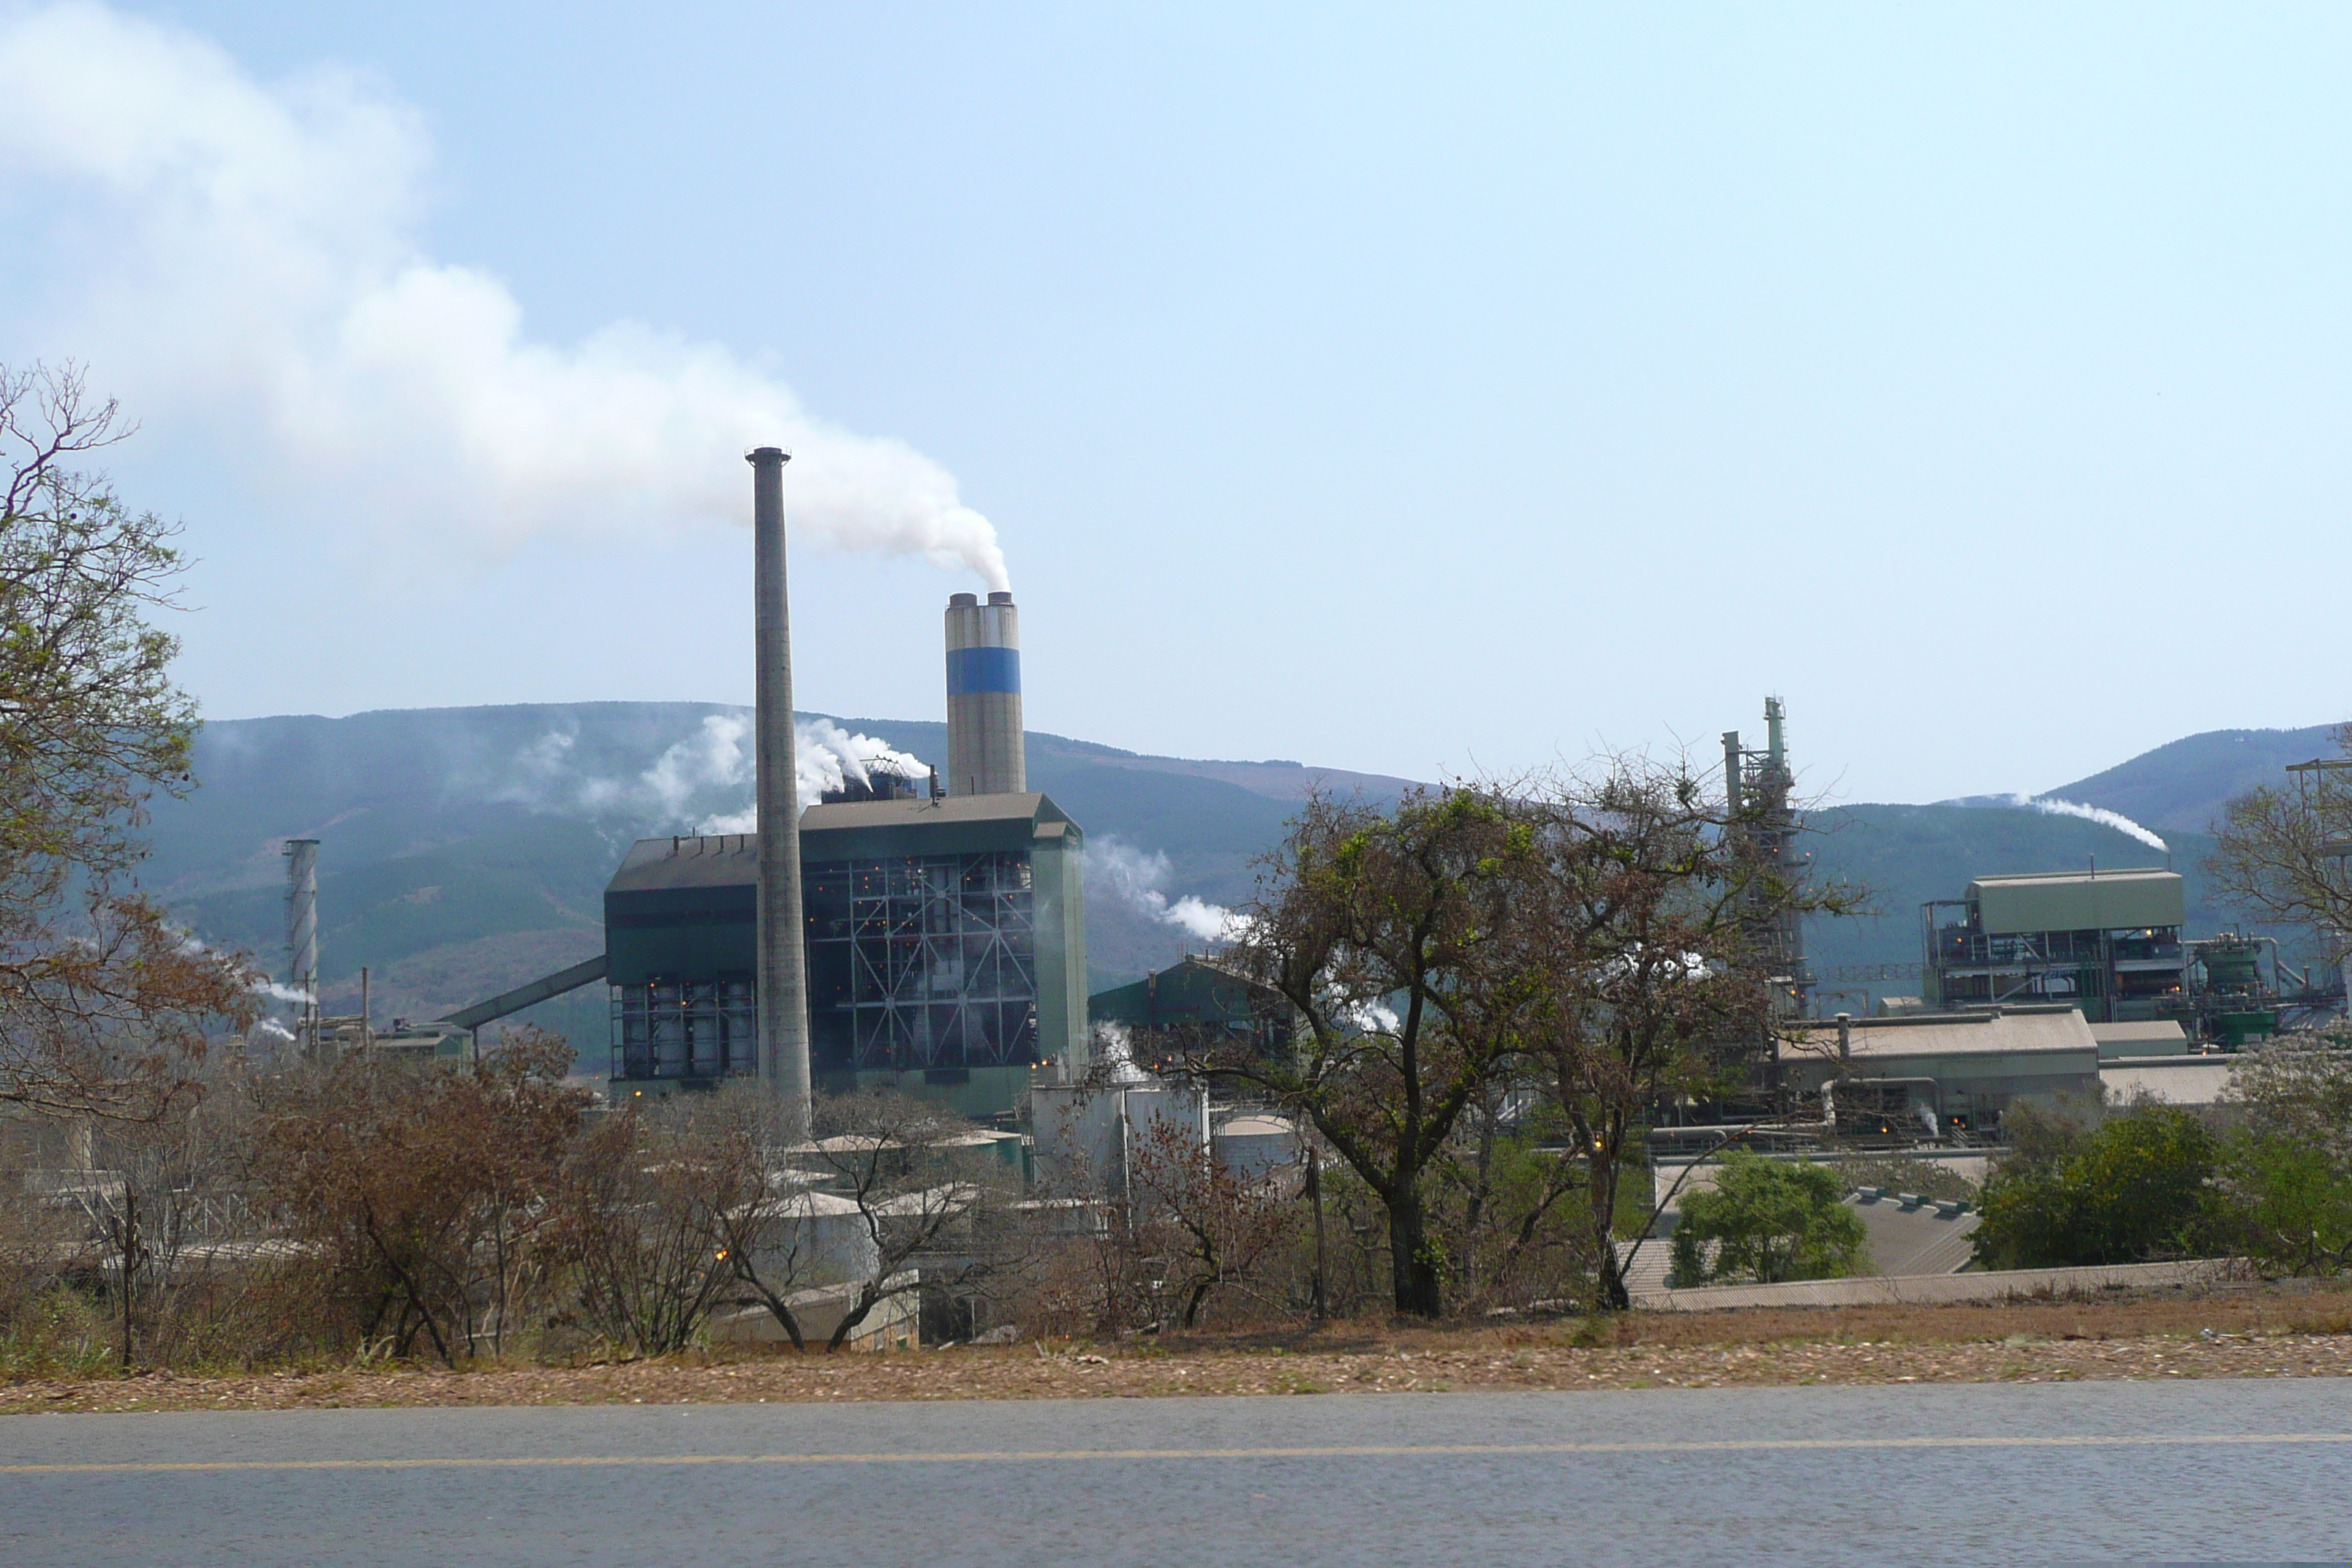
945;590;1025;796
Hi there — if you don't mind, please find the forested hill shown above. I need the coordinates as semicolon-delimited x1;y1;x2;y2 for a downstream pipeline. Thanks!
150;704;2326;1053
2044;723;2338;837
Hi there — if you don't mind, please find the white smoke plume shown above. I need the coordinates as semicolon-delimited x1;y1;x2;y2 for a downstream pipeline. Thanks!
796;717;929;802
1087;837;1236;945
496;714;926;833
0;4;1010;588
2009;794;2168;853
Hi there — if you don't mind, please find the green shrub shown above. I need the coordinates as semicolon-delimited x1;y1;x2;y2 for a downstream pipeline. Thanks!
1972;1104;2222;1270
2223;1133;2352;1276
0;1288;115;1379
1667;1150;1868;1287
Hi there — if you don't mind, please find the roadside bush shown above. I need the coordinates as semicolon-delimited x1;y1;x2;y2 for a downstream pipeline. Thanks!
1667;1150;1867;1287
0;1286;114;1378
1972;1104;2223;1270
2219;1044;2352;1275
249;1030;587;1365
1422;1110;1596;1313
2223;1135;2352;1275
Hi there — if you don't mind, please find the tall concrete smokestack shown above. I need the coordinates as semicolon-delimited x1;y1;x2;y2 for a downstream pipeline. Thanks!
749;447;813;1131
946;589;1025;796
283;839;318;1006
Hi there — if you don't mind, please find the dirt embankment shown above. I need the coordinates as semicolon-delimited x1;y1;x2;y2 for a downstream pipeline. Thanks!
9;1284;2351;1415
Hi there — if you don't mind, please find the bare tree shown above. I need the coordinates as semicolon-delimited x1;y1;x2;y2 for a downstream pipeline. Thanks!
701;1085;825;1352
82;1077;264;1370
2207;725;2352;949
1513;759;1839;1309
252;1030;586;1364
551;1096;747;1357
0;362;255;1117
1120;1116;1302;1330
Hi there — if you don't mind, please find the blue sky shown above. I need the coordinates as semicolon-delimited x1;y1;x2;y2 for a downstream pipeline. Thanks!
2;3;2346;802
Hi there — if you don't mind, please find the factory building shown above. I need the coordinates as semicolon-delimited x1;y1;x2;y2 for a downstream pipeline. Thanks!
1087;957;1299;1065
1921;867;2187;1023
600;590;1088;1118
1783;1006;2107;1139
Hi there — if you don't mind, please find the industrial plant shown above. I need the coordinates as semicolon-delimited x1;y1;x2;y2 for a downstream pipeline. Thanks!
291;455;1098;1125
249;450;2348;1240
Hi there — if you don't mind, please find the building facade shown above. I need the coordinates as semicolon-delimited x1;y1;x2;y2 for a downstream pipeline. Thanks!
1922;868;2186;1024
604;794;1088;1115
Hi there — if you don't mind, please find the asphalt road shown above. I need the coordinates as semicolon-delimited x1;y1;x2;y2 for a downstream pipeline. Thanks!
2;1380;2348;1566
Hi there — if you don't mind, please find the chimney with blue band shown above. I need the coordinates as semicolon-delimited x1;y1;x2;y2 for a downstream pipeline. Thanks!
945;590;1025;796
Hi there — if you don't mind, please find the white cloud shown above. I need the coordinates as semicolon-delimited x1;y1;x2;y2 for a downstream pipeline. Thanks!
0;2;1009;587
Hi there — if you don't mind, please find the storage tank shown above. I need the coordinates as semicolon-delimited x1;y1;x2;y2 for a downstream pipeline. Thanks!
1213;1114;1298;1182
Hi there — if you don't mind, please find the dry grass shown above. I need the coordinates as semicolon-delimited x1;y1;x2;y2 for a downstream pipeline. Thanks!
7;1280;2349;1414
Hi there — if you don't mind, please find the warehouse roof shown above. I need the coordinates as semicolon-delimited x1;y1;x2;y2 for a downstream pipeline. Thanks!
607;794;1082;897
2089;1019;2191;1058
1789;1006;2099;1062
799;792;1074;835
2098;1058;2238;1107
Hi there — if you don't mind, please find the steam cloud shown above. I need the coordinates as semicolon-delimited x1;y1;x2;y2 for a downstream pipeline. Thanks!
500;713;925;834
1087;837;1235;945
2010;794;2168;853
0;4;1010;587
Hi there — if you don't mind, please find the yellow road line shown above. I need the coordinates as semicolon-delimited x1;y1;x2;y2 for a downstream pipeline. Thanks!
4;1431;2351;1476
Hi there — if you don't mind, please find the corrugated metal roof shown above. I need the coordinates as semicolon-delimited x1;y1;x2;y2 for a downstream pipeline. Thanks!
2099;1058;2238;1106
800;793;1069;834
1792;1007;2098;1060
606;834;759;892
2089;1019;2190;1056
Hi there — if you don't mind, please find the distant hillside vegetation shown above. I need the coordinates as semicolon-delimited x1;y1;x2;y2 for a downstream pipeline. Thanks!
2046;723;2341;835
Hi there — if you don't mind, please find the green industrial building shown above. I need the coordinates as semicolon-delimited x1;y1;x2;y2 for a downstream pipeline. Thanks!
604;792;1089;1117
1087;956;1297;1066
1923;868;2186;1023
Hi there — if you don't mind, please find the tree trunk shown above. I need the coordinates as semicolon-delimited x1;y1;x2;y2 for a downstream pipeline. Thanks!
118;1190;137;1372
828;1282;882;1352
1589;1158;1631;1311
1306;1151;1327;1322
1387;1185;1443;1318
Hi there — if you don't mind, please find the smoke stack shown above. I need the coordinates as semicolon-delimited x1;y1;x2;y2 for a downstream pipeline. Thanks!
946;589;1025;796
748;448;813;1131
282;839;318;1006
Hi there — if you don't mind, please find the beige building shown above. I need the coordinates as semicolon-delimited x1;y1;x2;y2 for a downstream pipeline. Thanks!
1785;1005;2105;1136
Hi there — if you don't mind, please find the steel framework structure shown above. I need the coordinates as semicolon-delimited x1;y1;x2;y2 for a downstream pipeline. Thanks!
805;851;1040;1071
610;978;758;1081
